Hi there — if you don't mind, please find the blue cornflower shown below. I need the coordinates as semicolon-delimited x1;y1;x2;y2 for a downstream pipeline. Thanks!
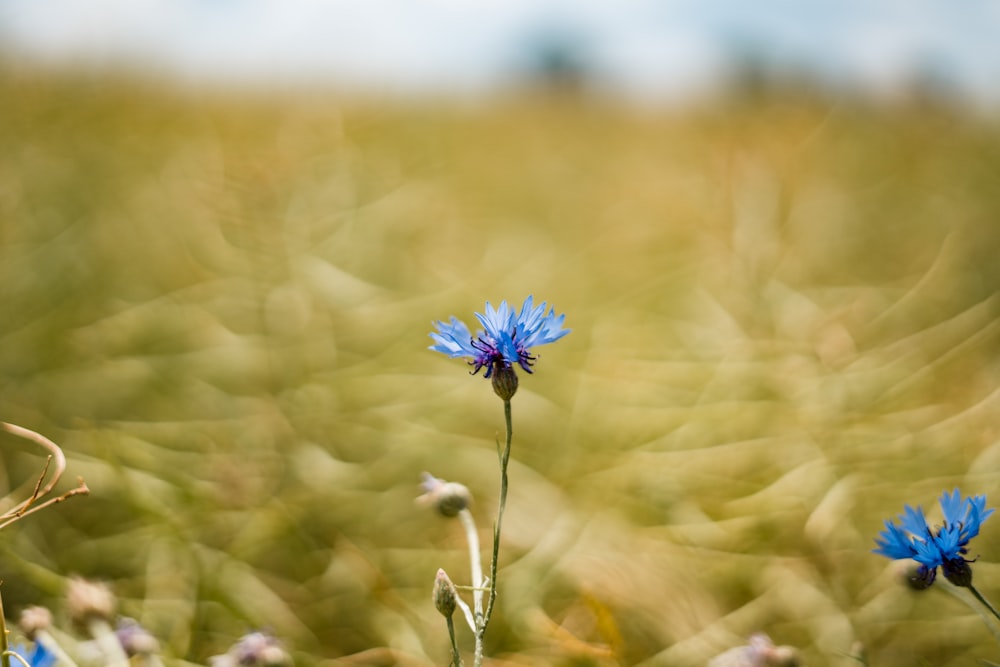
873;488;994;588
429;296;569;380
8;642;57;667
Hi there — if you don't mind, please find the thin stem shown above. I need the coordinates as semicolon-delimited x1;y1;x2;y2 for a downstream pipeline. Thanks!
458;509;484;625
481;399;512;635
0;422;66;515
0;479;90;531
473;637;483;667
970;584;1000;624
1;586;10;667
0;422;88;531
446;616;464;667
87;619;130;667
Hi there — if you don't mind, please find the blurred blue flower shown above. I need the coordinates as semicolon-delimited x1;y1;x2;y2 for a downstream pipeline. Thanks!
9;642;56;667
429;296;569;378
873;489;994;587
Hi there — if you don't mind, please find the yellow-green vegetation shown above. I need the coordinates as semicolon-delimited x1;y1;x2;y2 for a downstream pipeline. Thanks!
2;66;1000;667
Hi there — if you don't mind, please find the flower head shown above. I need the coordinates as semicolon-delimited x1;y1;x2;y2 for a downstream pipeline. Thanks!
209;631;291;667
429;296;569;383
416;472;472;518
707;633;801;667
116;617;161;657
65;577;116;629
8;642;56;667
873;488;994;587
18;606;53;640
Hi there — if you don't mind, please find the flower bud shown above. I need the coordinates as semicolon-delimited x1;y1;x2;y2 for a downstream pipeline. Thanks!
418;473;472;518
209;631;291;667
432;569;458;618
491;364;519;401
18;606;53;640
903;563;936;590
65;577;116;628
942;558;973;587
116;617;161;656
708;633;801;667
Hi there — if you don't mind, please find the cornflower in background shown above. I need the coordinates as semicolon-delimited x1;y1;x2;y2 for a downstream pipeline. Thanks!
4;642;56;667
427;296;569;667
707;633;800;667
874;488;1000;625
16;607;74;667
65;577;130;667
417;472;472;518
115;618;162;664
209;632;292;667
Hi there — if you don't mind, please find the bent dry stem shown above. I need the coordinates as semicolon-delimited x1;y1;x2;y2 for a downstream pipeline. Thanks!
457;509;483;627
0;421;89;531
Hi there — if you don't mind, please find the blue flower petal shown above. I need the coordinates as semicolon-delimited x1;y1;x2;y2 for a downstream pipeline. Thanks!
475;301;515;341
939;488;965;526
873;519;918;559
429;317;478;358
430;297;569;378
32;643;57;667
8;643;56;667
899;504;929;538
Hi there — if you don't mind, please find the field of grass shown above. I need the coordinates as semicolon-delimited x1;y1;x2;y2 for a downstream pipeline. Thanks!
3;66;1000;666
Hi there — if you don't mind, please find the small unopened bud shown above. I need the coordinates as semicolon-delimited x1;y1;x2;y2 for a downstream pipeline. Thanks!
904;563;937;591
433;569;458;618
417;472;472;518
116;617;161;656
943;558;973;587
767;646;801;667
491;364;519;401
18;606;53;640
209;631;291;667
65;577;117;628
708;633;801;667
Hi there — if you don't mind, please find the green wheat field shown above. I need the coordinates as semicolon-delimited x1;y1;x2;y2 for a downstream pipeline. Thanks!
3;66;1000;667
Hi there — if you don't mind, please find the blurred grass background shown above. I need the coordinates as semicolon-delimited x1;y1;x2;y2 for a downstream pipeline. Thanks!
3;66;1000;666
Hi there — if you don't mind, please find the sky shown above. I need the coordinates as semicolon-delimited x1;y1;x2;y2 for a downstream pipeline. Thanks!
1;0;999;105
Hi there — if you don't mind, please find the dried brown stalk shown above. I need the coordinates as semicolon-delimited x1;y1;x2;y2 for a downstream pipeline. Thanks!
0;421;88;530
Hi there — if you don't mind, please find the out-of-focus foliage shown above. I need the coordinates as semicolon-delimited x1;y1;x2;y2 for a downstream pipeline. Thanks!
2;66;1000;667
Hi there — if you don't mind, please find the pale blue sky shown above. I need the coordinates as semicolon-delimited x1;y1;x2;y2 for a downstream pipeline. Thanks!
1;0;998;104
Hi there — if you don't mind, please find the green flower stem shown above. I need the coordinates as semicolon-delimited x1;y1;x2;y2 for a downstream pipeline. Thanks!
457;508;484;626
474;398;512;667
87;619;130;667
446;616;463;667
1;587;10;667
970;584;1000;624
